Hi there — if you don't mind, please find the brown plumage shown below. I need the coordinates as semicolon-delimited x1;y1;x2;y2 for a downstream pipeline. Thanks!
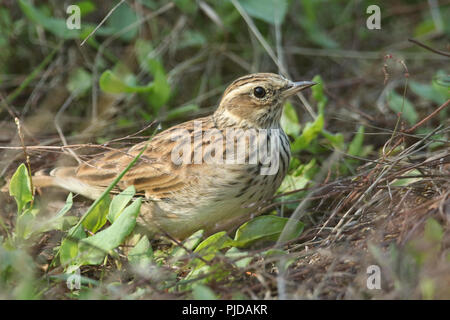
33;73;315;239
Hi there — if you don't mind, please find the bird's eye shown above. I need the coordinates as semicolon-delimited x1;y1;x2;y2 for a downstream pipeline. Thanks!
253;86;266;98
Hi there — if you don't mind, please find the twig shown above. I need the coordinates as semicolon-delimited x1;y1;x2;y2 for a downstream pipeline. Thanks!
408;38;450;58
404;99;450;133
80;0;126;46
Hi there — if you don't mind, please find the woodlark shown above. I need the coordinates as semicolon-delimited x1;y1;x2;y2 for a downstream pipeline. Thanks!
33;73;315;239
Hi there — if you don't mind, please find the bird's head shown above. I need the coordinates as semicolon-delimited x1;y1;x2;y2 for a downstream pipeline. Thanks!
215;73;315;129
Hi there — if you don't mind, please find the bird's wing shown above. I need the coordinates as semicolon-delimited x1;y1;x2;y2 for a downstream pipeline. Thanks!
74;116;215;199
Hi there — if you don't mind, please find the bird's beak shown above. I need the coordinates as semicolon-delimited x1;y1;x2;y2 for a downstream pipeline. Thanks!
281;81;316;98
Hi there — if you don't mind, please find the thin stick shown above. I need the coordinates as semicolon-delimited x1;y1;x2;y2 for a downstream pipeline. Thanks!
404;99;450;133
408;38;450;57
80;0;126;46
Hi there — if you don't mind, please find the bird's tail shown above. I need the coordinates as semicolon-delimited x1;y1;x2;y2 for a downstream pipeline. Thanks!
32;167;103;200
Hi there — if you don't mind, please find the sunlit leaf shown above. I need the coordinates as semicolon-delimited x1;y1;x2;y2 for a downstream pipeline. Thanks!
9;163;32;214
78;199;141;265
81;195;110;233
108;185;135;223
128;235;153;265
233;215;304;247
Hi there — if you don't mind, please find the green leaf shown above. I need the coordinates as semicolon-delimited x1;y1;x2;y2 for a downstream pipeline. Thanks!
128;235;153;265
225;247;252;268
99;70;129;93
9;163;33;214
390;169;422;187
311;75;327;114
106;2;138;42
146;59;171;110
280;102;301;136
78;199;141;265
387;90;418;125
60;224;86;266
76;0;96;16
67;68;92;97
99;70;153;94
278;159;316;193
291;114;324;152
108;185;135;223
15;210;34;240
193;231;233;267
192;284;217;300
348;126;365;156
321;130;344;149
81;195;110;233
171;229;204;259
233;216;304;247
19;0;80;39
239;0;288;25
135;39;154;68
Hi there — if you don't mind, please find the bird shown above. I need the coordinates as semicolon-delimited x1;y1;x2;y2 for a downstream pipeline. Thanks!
32;73;315;239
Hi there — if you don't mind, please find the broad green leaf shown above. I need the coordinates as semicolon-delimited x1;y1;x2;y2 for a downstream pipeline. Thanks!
225;247;252;268
387;90;418;125
311;75;327;113
233;216;304;247
15;210;34;240
239;0;288;25
135;39;154;69
108;185;135;223
192;284;217;300
78;199;141;265
76;0;96;16
19;0;80;39
128;235;153;265
280;102;301;136
291;114;324;151
146;59;171;110
9;163;32;214
278;159;316;193
171;229;204;259
106;2;138;42
67;68;92;97
348;126;365;156
321;130;344;149
390;169;422;187
99;70;153;94
81;195;110;233
99;70;129;93
60;224;86;266
193;231;233;267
